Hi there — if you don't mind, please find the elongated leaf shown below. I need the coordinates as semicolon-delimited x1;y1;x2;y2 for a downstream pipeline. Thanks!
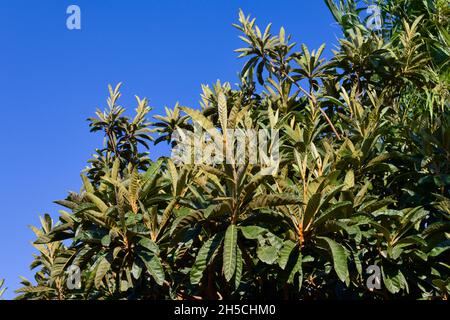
0;279;5;298
247;193;300;210
234;247;243;288
317;236;349;283
287;250;303;288
131;260;143;280
170;210;204;236
314;201;352;227
138;251;165;286
223;225;238;282
95;255;111;289
138;237;160;254
51;249;77;278
257;245;278;264
181;107;222;143
382;266;408;294
111;158;120;180
190;232;224;284
239;225;268;239
85;192;109;213
303;193;321;229
278;240;296;270
240;174;270;206
429;241;450;257
343;170;354;190
34;231;74;244
81;174;94;193
15;286;55;294
218;91;228;132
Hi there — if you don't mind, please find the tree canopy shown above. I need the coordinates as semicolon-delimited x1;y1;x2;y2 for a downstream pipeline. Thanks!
12;0;450;300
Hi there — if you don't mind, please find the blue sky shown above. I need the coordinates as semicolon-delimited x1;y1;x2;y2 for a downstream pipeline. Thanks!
0;0;340;298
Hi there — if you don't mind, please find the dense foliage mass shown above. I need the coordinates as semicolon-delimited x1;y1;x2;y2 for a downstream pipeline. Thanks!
12;0;449;299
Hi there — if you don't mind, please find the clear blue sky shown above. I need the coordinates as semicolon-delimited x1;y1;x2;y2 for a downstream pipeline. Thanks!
0;0;340;298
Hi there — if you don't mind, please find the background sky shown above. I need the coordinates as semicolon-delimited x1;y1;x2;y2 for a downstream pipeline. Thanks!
0;0;340;299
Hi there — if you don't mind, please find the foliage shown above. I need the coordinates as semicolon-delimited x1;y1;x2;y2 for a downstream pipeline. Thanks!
16;0;449;300
15;215;71;299
86;83;153;184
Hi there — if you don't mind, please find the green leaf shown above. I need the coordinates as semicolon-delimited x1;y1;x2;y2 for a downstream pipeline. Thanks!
218;91;228;132
170;210;204;236
81;174;94;193
138;251;165;286
343;169;354;190
382;266;408;294
95;255;111;289
142;159;163;181
247;193;300;210
429;241;450;257
279;26;285;44
131;261;143;280
314;201;352;227
85;192;109;213
101;234;111;247
15;286;55;294
190;232;224;284
0;279;6;298
278;240;296;270
223;224;238;282
257;245;278;265
239;225;268;239
111;158;120;180
234;247;243;289
257;60;265;85
138;237;159;254
303;193;321;228
287;250;303;290
51;249;77;278
317;236;349;283
180;107;221;142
